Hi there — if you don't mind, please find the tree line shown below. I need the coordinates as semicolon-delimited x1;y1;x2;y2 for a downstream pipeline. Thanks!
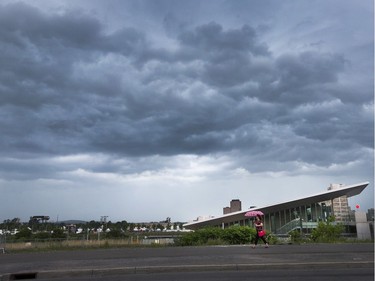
0;217;185;242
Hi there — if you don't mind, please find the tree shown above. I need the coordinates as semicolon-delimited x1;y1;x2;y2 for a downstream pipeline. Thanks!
104;229;123;239
311;216;344;242
51;228;66;239
15;227;32;241
1;218;21;231
156;224;164;231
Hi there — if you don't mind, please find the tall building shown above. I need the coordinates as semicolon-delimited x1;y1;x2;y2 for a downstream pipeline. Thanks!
223;199;242;214
328;184;350;222
223;207;231;214
367;208;374;221
230;199;242;212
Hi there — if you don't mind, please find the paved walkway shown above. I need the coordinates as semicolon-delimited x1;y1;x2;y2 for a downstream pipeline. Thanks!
0;243;373;280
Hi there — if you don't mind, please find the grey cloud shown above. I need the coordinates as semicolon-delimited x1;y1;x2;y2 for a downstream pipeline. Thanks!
179;22;267;55
0;2;102;54
276;52;345;90
0;0;373;222
0;2;372;174
176;22;270;88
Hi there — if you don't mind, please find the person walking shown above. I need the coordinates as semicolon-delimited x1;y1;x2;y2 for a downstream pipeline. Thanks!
252;214;269;248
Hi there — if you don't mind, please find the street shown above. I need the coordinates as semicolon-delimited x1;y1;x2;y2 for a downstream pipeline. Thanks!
0;243;373;280
40;268;374;281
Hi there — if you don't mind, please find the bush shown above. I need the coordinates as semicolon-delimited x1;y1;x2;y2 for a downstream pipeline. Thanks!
289;230;303;243
266;233;279;245
311;217;344;243
175;226;256;246
14;227;32;240
222;226;255;245
175;227;223;246
104;229;126;239
51;228;66;239
197;227;222;243
33;232;51;240
174;231;200;246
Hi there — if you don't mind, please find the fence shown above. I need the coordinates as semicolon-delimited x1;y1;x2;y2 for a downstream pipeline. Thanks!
0;235;5;253
1;235;178;251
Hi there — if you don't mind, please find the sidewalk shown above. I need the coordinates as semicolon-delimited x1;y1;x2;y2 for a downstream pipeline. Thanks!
0;243;373;280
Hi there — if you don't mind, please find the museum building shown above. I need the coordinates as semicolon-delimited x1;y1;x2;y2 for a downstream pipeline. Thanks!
184;182;371;238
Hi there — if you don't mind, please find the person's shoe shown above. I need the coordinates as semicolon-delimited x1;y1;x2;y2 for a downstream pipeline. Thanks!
265;243;269;248
251;245;256;249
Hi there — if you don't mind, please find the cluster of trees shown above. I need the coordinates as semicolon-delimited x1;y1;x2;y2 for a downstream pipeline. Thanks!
1;218;21;232
2;217;347;245
0;217;186;242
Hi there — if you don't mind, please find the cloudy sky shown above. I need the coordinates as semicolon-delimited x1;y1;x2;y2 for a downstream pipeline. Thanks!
0;0;373;223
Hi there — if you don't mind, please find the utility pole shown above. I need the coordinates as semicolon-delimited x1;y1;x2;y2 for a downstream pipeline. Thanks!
100;216;108;230
99;216;108;241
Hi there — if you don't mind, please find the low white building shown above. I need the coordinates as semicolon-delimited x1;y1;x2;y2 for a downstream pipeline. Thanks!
184;182;371;239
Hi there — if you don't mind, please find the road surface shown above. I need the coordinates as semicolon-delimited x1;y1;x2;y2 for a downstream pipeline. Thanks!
0;243;373;280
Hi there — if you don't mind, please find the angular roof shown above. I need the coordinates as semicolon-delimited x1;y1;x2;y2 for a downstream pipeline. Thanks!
184;182;369;230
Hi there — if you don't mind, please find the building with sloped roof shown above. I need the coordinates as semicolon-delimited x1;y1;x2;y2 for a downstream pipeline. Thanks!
184;182;371;238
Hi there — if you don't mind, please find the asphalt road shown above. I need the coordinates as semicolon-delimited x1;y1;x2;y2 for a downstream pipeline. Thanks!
47;268;375;281
0;243;373;280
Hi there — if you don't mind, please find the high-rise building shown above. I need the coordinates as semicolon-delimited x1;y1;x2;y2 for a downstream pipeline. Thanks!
230;199;242;212
328;184;350;222
223;199;242;214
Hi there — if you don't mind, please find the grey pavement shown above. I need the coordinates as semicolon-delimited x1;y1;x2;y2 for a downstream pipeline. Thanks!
0;243;373;280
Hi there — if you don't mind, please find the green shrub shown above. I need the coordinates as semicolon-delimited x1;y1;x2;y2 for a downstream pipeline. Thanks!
197;227;222;243
176;226;256;246
222;226;254;245
174;231;201;246
33;232;51;240
289;230;303;243
51;228;66;239
266;233;279;245
104;229;124;239
15;227;32;240
311;217;344;243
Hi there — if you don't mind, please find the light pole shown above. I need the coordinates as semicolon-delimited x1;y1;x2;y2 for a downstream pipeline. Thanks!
100;216;108;231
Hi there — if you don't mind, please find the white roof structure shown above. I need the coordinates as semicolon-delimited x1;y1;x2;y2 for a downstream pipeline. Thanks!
183;182;369;230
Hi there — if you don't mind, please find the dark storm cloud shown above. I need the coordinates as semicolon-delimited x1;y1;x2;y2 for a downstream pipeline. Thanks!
175;22;270;88
0;1;372;177
0;0;372;223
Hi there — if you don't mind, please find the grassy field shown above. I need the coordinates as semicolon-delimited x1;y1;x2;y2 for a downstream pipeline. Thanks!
2;237;170;252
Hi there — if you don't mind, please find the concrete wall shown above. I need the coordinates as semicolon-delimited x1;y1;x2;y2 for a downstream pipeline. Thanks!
355;212;371;240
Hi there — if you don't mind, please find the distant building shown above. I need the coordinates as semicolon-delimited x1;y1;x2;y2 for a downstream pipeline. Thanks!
223;207;231;214
195;215;215;222
328;184;351;222
367;208;374;222
223;199;242;214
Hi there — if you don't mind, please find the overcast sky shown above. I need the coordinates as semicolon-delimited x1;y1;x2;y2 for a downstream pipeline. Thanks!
0;0;373;223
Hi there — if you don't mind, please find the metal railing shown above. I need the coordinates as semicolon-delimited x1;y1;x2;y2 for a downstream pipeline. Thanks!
276;219;320;235
276;219;302;234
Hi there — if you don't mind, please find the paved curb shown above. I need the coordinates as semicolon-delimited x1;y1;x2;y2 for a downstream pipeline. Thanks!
1;261;373;280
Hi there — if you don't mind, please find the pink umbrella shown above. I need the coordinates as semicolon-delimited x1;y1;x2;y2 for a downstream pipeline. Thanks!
244;210;264;217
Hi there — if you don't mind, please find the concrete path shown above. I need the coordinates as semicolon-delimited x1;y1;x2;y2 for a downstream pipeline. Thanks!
0;243;373;280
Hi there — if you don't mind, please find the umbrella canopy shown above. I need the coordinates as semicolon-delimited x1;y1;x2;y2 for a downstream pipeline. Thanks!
244;210;264;217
